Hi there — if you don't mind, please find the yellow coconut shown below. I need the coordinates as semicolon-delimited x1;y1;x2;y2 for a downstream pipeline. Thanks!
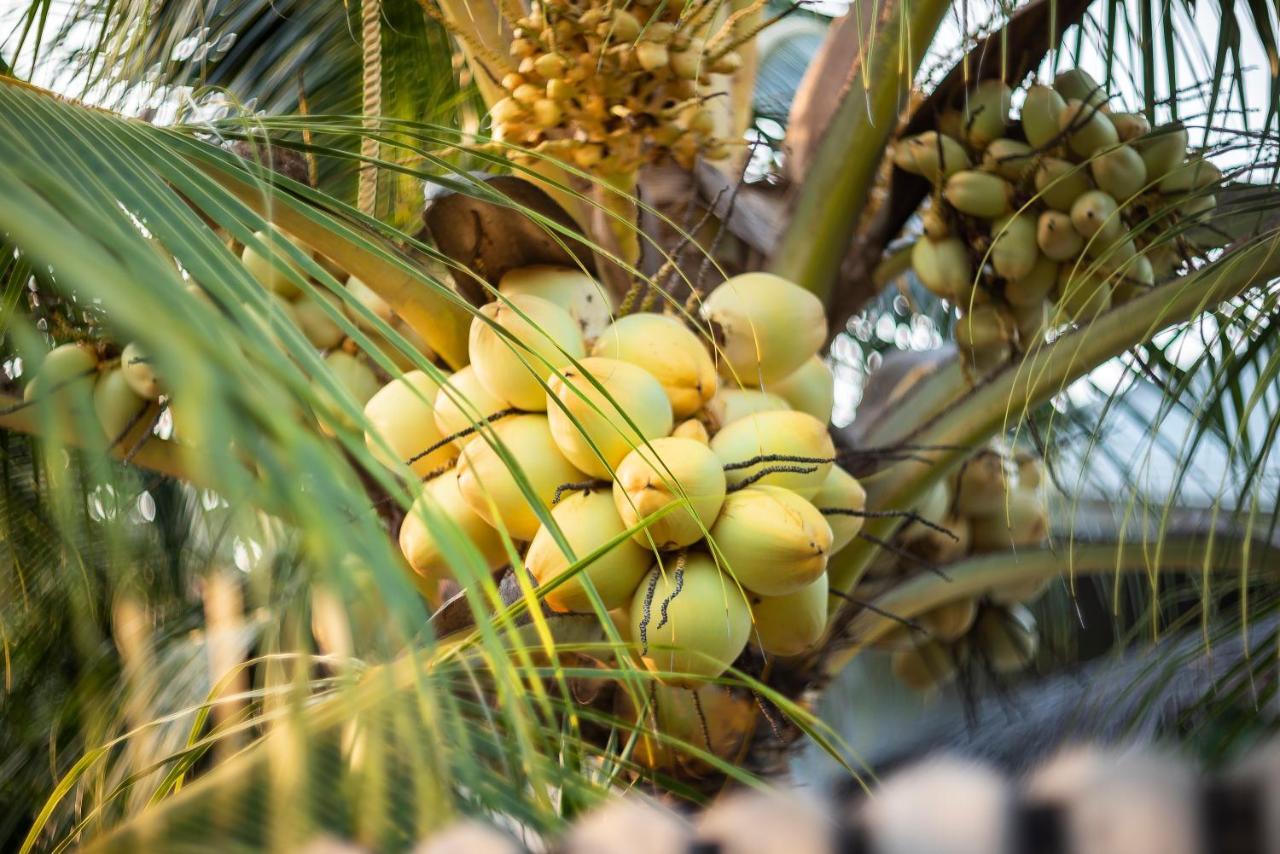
524;488;654;612
765;356;834;423
314;351;380;434
468;293;586;411
455;413;586;540
433;365;512;448
943;171;1012;219
613;437;727;550
24;342;98;404
546;357;674;478
750;572;828;656
499;265;613;344
1006;256;1059;309
710;410;834;498
616;682;757;774
709;485;832;596
400;472;508;579
1070;190;1123;243
119;342;162;400
364;370;457;477
591;312;717;417
809;465;867;553
1036;210;1085;261
671;418;710;444
703;388;791;432
93;367;153;445
342;274;395;333
291;291;347;350
629;552;751;682
699;273;826;384
241;228;307;299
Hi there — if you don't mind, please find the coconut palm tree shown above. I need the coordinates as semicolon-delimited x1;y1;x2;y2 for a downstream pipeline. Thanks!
1;0;1279;849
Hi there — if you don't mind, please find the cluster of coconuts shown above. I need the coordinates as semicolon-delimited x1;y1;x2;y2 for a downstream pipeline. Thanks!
375;265;868;700
897;68;1222;372
18;339;164;451
231;228;442;434
868;443;1050;693
491;0;741;171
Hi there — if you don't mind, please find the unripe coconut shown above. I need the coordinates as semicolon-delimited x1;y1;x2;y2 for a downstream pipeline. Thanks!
810;465;867;553
241;228;307;299
1036;210;1085;261
1133;124;1188;182
118;342;162;400
750;572;828;656
364;370;456;477
704;388;790;431
344;275;394;332
525;488;653;611
432;365;511;448
671;418;710;444
911;237;973;301
292;291;346;349
1059;99;1119;159
891;640;956;693
963;80;1013;148
1034;158;1093;212
892;132;970;182
499;265;613;344
591;313;717;417
613;437;727;550
765;356;834;423
969;488;1049;552
1157;157;1222;194
546;357;673;478
1109;111;1152;142
953;448;1012;517
314;351;379;434
93;368;152;444
942;171;1012;219
1005;255;1058;308
1178;191;1217;221
972;604;1038;673
1053;68;1107;108
400;472;507;579
990;213;1039;281
24;342;98;404
921;204;951;240
1070;190;1122;242
1054;264;1113;322
917;598;978;642
905;511;972;565
1021;85;1068;148
982;138;1036;181
709;485;832;596
955;304;1014;357
628;552;751;682
711;410;835;498
468;293;586;410
699;273;826;384
1090;144;1148;200
455;414;585;540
